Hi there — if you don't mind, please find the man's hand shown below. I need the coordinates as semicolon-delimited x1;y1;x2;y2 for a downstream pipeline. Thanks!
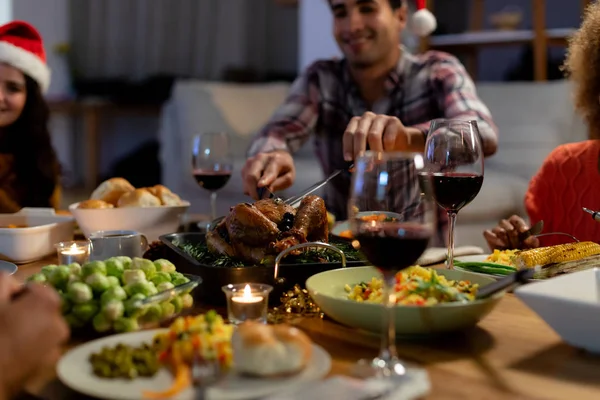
0;273;70;398
342;112;425;161
483;215;540;251
242;150;295;199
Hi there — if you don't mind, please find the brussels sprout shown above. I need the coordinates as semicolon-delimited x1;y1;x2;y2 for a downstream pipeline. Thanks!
92;313;112;333
48;265;71;289
41;264;58;279
160;302;176;319
72;301;99;322
68;263;82;276
102;299;125;321
181;293;193;309
172;275;190;287
100;286;128;306
122;269;146;286
140;304;163;323
125;281;157;297
59;292;72;314
124;293;146;317
156;282;175;292
27;272;46;283
154;259;176;273
67;273;80;286
67;281;93;304
113;317;140;333
64;313;85;329
131;258;156;280
82;261;107;278
169;272;184;281
105;258;124;279
170;296;184;313
150;271;171;286
106;276;120;288
115;256;133;269
85;272;110;293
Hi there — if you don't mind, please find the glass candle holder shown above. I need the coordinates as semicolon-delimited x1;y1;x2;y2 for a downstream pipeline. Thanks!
222;283;273;324
55;241;90;265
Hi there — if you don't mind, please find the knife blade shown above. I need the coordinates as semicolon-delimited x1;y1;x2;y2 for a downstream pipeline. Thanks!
518;220;544;242
284;164;353;207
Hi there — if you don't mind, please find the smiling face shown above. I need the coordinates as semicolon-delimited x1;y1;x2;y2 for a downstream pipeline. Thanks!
330;0;407;69
0;63;26;128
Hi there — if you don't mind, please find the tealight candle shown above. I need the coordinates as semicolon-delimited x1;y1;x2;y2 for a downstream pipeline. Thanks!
222;283;273;324
55;241;90;265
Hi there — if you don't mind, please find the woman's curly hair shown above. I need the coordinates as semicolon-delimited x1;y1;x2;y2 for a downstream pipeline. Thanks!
563;2;600;139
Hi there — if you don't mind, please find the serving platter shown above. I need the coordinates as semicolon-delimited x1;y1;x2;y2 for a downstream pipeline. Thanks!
57;329;332;400
159;232;368;305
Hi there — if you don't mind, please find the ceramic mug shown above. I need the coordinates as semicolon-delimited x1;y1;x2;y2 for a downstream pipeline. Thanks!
88;230;149;261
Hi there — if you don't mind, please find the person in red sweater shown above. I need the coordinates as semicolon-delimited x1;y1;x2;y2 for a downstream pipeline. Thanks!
484;2;600;251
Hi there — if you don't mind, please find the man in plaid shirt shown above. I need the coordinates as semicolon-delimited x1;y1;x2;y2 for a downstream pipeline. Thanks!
242;0;498;245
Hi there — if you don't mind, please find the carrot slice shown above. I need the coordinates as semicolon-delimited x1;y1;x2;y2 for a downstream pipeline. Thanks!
142;363;191;399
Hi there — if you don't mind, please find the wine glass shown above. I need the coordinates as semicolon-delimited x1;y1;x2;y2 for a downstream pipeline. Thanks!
348;151;436;378
423;119;484;270
191;132;233;222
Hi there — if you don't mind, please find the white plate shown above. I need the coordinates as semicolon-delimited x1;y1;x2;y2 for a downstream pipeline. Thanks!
57;329;332;400
0;260;17;275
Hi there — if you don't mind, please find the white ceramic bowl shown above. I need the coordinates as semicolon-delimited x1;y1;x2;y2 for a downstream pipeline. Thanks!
0;208;75;264
69;201;190;242
515;268;600;353
306;266;503;335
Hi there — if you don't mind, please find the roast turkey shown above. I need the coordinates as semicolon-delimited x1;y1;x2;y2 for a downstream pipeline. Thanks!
206;195;329;264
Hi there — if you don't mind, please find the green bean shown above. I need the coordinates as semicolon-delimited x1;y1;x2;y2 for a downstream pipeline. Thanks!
89;342;159;379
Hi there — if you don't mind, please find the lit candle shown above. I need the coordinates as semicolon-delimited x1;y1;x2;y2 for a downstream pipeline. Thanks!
55;241;90;265
222;283;273;324
232;284;263;304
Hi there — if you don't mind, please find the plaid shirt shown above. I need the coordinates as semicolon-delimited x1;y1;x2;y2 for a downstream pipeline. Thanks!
248;48;498;246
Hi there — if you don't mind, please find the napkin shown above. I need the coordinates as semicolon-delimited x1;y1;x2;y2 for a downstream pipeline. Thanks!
264;371;431;400
417;246;485;266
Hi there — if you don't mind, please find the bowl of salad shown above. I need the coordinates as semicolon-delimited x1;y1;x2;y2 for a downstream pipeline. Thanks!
306;266;503;335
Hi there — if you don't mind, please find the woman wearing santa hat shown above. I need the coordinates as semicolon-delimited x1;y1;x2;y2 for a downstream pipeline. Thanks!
0;20;60;212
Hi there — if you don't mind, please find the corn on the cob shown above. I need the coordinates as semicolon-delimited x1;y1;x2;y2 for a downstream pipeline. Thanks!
514;241;600;268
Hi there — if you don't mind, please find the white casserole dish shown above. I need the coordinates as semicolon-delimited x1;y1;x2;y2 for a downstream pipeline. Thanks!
0;208;75;264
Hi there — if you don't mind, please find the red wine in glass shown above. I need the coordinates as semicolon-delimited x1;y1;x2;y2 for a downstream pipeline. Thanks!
193;169;232;191
430;172;483;212
354;223;431;272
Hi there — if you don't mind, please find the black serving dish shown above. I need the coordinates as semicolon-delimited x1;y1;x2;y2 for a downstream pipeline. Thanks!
159;232;367;305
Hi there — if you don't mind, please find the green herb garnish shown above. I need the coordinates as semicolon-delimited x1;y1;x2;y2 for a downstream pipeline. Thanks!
175;238;364;268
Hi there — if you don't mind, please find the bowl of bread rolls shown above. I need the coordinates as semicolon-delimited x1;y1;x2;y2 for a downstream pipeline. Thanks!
69;178;190;241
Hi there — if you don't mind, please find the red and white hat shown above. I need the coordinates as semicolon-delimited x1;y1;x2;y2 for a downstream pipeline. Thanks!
411;0;437;37
0;21;50;93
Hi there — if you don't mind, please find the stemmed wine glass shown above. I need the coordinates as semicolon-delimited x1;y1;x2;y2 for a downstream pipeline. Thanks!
191;132;233;221
348;151;436;378
423;119;484;270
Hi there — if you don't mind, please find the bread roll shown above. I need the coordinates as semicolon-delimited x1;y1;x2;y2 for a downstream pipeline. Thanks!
232;321;313;377
77;199;114;209
90;178;135;206
147;185;182;206
117;188;161;208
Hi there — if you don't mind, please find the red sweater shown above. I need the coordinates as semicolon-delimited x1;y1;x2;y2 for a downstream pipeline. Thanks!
525;140;600;246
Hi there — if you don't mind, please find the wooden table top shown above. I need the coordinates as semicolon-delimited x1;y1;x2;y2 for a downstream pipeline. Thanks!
13;257;600;400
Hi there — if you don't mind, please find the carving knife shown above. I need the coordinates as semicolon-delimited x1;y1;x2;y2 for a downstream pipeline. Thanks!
583;207;600;222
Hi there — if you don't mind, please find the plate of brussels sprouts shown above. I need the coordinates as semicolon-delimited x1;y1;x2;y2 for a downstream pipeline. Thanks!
27;256;200;335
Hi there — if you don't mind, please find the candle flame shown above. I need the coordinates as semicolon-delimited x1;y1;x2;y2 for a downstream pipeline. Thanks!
243;284;252;299
70;243;78;251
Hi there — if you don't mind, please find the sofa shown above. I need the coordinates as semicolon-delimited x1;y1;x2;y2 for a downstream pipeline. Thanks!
158;80;587;250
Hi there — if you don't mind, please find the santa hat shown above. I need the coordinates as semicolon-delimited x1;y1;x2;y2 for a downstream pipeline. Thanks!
410;0;437;37
0;21;50;93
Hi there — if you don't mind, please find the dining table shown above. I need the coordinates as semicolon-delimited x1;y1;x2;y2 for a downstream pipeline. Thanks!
13;255;600;400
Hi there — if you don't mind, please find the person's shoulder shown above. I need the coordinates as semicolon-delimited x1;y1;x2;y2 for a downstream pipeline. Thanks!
414;50;463;68
549;140;596;159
